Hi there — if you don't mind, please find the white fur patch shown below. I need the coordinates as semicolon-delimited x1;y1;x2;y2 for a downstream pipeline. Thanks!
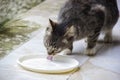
84;48;96;55
92;4;105;11
59;49;72;55
65;26;75;37
62;39;68;44
63;49;72;55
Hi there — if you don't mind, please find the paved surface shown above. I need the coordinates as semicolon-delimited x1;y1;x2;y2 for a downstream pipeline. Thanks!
0;0;120;80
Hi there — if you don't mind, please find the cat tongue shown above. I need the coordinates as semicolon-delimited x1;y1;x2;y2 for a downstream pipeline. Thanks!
47;55;53;60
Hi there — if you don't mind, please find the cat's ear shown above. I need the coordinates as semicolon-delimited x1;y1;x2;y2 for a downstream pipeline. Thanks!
64;25;75;37
49;19;57;28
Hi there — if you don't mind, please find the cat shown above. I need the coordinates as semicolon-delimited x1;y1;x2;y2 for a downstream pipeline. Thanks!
44;0;119;56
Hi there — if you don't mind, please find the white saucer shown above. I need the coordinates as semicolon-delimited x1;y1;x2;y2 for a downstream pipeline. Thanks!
17;54;79;73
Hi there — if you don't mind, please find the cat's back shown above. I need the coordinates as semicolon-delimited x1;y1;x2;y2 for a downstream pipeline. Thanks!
58;0;119;25
58;0;100;23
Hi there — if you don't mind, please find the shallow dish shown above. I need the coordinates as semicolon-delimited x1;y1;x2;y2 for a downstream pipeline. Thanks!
17;54;79;74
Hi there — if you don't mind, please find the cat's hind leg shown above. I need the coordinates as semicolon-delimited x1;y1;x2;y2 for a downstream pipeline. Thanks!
104;28;113;43
84;5;105;55
85;29;101;56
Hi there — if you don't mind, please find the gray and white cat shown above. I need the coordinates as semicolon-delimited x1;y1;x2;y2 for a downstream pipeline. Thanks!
44;0;119;56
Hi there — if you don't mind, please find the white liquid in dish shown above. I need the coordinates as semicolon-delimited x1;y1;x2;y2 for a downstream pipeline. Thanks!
18;55;79;73
22;57;74;70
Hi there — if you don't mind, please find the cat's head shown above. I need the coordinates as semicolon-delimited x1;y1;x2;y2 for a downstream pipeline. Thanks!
44;19;75;55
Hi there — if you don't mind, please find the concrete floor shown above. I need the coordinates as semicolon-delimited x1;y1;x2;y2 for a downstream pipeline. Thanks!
0;0;120;80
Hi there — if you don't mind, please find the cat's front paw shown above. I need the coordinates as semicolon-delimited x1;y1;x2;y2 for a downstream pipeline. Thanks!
63;49;72;55
84;48;96;56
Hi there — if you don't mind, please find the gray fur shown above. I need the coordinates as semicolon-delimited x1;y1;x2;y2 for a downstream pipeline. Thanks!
44;0;119;55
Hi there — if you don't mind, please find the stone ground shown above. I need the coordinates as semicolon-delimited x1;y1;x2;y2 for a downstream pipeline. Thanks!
0;0;44;58
0;0;120;80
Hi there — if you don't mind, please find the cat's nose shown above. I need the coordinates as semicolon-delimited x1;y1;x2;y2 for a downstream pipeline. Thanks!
47;47;55;55
48;50;55;55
